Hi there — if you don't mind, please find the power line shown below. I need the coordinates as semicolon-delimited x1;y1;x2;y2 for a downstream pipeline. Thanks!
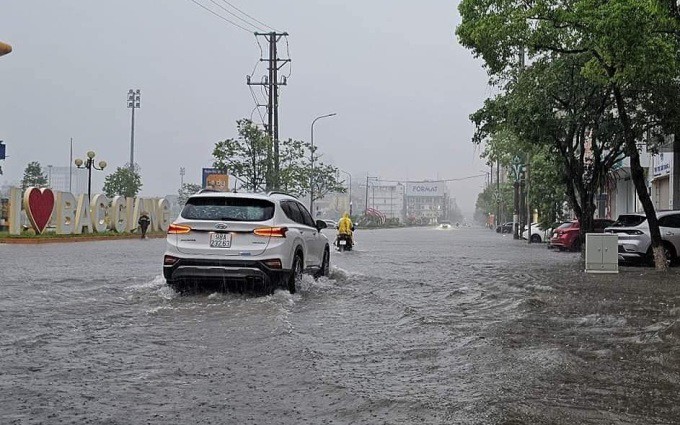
187;0;253;33
205;0;264;32
219;0;278;32
373;174;488;183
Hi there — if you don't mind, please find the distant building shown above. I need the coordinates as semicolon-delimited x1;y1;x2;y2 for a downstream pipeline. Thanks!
366;183;404;222
46;166;88;195
404;181;448;224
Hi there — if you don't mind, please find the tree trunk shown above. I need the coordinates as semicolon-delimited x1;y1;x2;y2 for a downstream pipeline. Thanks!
612;86;666;270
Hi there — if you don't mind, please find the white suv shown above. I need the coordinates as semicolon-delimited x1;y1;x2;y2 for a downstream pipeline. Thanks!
605;211;680;265
163;191;331;293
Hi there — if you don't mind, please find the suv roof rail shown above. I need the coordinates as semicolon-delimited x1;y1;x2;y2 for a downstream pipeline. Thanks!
267;191;295;197
198;188;221;194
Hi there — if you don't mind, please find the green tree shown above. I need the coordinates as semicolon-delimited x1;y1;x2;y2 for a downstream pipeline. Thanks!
213;119;345;199
457;0;680;268
178;183;202;206
21;161;48;190
213;119;271;192
103;167;142;198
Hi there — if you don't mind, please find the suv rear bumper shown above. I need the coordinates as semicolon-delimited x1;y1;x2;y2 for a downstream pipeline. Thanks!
163;257;291;286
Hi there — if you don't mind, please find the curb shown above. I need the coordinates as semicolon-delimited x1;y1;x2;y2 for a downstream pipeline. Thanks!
0;233;166;244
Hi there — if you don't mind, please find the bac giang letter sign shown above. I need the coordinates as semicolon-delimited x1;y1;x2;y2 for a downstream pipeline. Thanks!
7;187;171;235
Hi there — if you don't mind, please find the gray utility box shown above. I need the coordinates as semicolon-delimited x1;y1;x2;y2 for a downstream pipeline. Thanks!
585;233;619;273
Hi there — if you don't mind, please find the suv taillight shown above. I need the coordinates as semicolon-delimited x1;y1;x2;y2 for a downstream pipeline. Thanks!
167;223;192;234
253;227;288;237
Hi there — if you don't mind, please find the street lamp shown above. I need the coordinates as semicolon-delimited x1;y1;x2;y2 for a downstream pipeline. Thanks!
338;169;352;215
127;89;141;172
309;112;337;214
75;150;107;201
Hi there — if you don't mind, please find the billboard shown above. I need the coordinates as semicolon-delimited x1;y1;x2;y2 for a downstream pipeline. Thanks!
405;181;446;197
202;168;230;192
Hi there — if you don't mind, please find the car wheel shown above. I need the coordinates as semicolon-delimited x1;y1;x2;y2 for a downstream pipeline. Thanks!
288;252;303;294
530;234;541;243
315;247;330;279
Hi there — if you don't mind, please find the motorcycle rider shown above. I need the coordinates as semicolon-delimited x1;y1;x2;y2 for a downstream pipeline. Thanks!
337;212;354;247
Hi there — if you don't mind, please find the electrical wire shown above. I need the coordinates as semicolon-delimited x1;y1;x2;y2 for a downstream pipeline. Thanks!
374;174;488;183
248;86;267;126
205;0;265;32
219;0;279;32
283;34;292;79
187;0;253;33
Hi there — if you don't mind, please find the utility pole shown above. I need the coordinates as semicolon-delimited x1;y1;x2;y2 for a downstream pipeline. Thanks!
127;89;141;172
247;32;290;190
496;159;500;227
69;138;73;192
365;175;377;214
180;167;185;188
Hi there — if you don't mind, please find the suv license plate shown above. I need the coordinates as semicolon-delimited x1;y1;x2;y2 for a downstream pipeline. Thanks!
209;232;232;248
339;240;347;245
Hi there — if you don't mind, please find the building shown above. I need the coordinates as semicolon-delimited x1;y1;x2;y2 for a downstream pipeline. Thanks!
404;181;448;224
366;183;404;222
46;166;88;196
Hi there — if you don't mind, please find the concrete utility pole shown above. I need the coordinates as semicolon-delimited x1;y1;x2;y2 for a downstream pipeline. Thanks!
247;32;289;190
180;167;185;188
127;89;141;172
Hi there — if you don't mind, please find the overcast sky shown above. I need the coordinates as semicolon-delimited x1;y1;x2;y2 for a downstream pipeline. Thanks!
0;0;489;214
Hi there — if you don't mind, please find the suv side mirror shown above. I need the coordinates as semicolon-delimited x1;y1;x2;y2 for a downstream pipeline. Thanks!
316;220;328;230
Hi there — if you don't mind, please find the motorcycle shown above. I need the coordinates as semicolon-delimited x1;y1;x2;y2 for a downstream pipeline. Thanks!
336;233;353;251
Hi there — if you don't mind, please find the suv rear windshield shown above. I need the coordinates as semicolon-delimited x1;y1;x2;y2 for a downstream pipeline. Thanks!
611;215;647;227
181;197;275;222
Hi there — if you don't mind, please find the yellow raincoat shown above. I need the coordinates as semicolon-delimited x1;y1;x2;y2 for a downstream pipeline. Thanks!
338;213;353;235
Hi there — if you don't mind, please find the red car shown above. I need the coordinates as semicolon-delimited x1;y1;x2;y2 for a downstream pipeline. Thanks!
550;219;615;251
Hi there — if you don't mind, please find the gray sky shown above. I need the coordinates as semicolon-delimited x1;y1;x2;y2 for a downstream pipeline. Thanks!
0;0;489;214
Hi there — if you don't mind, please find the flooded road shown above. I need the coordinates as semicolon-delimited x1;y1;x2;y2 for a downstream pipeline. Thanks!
2;226;680;424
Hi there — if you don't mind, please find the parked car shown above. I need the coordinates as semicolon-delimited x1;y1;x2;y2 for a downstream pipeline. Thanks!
322;219;338;229
496;222;514;233
550;219;615;251
521;222;552;243
605;210;680;265
163;190;331;294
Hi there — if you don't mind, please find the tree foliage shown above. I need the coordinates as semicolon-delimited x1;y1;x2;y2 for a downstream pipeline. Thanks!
213;119;345;200
103;167;142;198
457;0;680;267
21;161;48;190
178;183;202;206
213;119;271;192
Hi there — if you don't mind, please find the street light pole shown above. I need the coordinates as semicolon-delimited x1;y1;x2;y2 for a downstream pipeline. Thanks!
75;151;107;201
309;112;337;214
127;89;141;172
339;169;352;215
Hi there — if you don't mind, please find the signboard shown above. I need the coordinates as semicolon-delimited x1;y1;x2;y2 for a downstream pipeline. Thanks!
0;141;5;160
405;181;446;197
653;153;672;178
202;168;230;191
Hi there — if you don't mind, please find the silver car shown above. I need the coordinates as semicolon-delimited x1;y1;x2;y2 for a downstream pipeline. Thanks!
604;211;680;265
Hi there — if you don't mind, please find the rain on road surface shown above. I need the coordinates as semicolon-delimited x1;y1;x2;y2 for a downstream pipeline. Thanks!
2;226;680;424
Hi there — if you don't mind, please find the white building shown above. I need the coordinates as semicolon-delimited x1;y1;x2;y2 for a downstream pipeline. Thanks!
46;166;88;196
366;183;404;222
404;181;448;224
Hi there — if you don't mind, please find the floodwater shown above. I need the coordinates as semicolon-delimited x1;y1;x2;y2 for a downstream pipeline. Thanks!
1;226;680;424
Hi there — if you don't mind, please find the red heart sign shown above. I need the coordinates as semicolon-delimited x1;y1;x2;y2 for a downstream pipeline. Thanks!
23;187;55;234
